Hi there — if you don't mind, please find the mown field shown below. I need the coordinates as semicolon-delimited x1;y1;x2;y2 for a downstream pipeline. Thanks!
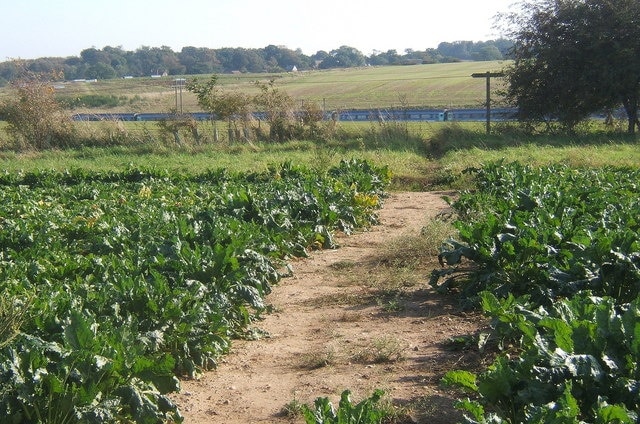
0;60;510;113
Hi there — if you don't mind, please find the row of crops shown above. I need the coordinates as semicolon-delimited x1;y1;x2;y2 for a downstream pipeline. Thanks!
0;160;390;423
434;161;640;423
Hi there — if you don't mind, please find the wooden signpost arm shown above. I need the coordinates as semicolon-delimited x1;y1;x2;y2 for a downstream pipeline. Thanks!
471;72;504;134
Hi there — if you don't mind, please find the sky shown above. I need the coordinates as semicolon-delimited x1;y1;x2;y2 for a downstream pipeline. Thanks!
1;0;517;60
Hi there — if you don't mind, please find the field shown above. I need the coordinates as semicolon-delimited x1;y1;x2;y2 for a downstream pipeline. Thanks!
1;61;640;423
0;61;510;113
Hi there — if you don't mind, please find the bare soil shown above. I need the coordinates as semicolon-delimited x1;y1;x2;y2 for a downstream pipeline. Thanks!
170;192;487;424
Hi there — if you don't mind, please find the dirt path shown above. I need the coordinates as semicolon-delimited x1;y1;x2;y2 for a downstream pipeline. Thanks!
171;192;485;423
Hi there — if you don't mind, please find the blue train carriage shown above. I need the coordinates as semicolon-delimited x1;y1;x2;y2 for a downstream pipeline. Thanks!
72;113;137;121
66;107;521;123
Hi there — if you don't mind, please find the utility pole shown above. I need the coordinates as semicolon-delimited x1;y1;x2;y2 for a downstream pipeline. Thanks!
471;72;504;134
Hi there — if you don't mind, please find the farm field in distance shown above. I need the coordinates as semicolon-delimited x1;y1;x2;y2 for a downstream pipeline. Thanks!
0;60;510;114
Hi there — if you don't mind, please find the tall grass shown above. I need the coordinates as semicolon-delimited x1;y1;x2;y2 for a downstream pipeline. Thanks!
429;122;640;172
1;119;638;191
0;134;430;184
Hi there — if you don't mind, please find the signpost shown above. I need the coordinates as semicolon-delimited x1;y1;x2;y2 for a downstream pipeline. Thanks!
172;78;186;114
471;72;504;134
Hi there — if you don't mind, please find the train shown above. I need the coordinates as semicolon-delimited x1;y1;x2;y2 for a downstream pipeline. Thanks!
70;107;520;123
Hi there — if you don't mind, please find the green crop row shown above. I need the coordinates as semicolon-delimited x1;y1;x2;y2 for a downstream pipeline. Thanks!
435;162;640;423
0;159;390;423
433;161;640;306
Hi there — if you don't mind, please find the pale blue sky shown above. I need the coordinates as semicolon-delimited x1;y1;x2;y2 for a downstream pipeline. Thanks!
1;0;516;60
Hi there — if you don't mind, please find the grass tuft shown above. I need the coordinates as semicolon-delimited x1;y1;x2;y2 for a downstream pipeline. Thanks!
352;336;405;364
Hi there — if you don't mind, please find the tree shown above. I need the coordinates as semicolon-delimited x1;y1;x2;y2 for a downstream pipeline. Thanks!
80;47;109;66
0;62;74;149
260;45;313;72
319;46;366;69
159;46;186;75
178;46;220;74
368;49;400;66
86;62;117;79
502;0;640;133
437;41;474;60
471;45;503;61
253;80;296;142
131;46;183;76
186;75;253;141
103;46;130;77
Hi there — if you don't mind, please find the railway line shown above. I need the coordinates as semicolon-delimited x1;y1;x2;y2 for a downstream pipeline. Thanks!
71;107;520;123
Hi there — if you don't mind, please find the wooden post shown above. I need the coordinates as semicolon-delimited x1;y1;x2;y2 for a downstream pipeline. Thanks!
471;72;504;134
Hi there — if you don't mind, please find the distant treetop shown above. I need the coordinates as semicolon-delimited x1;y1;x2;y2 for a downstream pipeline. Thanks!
0;40;512;85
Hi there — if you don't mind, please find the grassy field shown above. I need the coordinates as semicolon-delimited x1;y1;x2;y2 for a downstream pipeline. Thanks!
0;136;433;190
0;61;511;113
256;61;510;110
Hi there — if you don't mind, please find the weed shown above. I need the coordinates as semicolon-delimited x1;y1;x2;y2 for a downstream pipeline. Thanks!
301;292;374;309
281;397;306;418
1;66;75;150
330;260;357;271
312;145;339;174
299;346;337;369
377;222;455;271
338;311;365;323
352;336;405;364
0;294;31;349
376;291;405;313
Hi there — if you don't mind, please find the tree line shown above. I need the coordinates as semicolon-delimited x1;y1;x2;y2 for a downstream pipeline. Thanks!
0;40;512;86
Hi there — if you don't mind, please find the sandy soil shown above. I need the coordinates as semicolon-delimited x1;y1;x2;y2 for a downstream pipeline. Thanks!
170;192;486;424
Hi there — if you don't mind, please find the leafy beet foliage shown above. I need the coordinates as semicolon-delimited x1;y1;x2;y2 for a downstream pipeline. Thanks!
437;161;640;423
432;161;640;306
0;159;390;423
302;389;389;424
